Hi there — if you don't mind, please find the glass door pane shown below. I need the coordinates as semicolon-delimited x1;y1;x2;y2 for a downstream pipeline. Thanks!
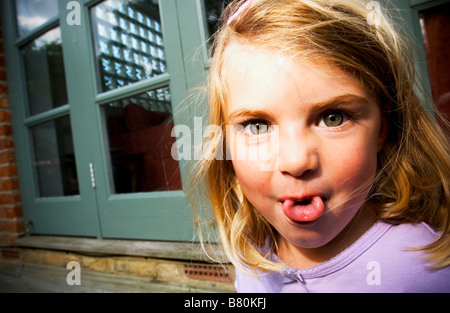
15;0;59;37
91;0;167;92
103;86;182;194
30;116;79;198
22;27;68;116
203;0;232;40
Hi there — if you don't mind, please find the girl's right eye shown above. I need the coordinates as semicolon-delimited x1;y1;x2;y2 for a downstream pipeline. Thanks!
322;111;344;127
242;120;270;135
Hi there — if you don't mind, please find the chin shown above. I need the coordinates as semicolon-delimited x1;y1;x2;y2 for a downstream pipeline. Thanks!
276;205;359;250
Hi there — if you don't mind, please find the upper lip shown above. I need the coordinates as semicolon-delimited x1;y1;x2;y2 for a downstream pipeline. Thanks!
278;192;327;203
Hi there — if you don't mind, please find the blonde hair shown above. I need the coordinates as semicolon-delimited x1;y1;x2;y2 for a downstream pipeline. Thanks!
187;0;450;272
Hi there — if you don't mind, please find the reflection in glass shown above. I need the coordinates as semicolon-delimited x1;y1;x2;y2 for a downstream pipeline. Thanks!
91;0;167;92
30;116;79;198
22;27;68;116
203;0;232;41
103;86;181;194
15;0;59;37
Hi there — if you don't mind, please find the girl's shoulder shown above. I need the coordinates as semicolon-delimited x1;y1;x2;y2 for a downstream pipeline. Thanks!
364;221;450;292
373;221;445;264
382;221;441;245
366;221;443;269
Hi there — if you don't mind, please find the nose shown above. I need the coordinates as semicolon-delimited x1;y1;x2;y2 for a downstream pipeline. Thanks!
277;129;319;178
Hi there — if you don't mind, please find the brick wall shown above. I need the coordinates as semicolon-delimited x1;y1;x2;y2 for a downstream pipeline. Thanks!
0;15;24;247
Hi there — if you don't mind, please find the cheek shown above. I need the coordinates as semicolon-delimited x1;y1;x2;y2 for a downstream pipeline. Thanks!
228;135;273;196
232;159;272;196
326;137;379;194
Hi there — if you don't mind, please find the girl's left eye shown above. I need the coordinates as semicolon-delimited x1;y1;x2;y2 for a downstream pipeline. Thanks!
318;111;346;127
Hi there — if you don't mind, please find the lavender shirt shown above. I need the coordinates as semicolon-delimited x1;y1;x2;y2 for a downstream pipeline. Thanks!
235;221;450;293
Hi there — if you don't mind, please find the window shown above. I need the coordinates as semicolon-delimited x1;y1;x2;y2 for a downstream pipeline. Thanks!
30;115;78;198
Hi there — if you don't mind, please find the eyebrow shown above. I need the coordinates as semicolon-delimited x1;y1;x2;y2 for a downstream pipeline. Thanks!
308;94;370;113
227;108;275;123
227;94;370;122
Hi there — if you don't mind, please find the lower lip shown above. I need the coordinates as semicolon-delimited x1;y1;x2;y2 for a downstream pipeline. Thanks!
281;196;325;223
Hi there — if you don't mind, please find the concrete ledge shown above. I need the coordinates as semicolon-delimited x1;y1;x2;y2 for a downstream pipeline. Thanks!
16;235;230;263
0;262;233;293
0;247;235;292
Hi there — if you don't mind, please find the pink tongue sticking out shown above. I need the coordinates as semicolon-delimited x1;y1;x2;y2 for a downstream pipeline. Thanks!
282;196;324;222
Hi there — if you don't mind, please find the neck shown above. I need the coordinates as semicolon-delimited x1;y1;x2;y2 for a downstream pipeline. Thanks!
276;206;377;269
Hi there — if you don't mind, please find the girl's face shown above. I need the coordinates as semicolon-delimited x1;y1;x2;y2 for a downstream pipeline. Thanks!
224;43;386;264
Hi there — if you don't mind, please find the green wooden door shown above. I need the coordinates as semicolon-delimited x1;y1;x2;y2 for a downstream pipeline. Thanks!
60;0;196;240
2;0;101;237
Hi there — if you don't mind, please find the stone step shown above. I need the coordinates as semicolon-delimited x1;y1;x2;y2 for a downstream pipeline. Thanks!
0;262;234;293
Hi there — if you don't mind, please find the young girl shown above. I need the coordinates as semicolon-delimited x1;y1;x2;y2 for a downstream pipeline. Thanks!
188;0;450;292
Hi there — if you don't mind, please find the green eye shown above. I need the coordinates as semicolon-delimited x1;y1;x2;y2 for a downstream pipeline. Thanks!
245;122;269;135
323;112;344;127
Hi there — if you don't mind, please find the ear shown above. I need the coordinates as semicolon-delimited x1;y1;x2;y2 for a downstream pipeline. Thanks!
377;117;389;152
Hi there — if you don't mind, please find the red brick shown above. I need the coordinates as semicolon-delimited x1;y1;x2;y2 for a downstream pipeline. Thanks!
1;179;19;191
0;164;17;177
8;233;21;246
0;85;8;96
0;151;16;163
9;206;22;218
0;111;10;123
0;138;14;150
0;206;22;219
7;206;22;218
0;125;13;136
0;98;9;108
0;193;21;205
0;219;24;232
0;233;22;246
1;248;21;260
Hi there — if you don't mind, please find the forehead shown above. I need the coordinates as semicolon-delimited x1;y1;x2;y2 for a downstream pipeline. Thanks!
222;42;369;115
223;42;291;77
222;40;336;74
